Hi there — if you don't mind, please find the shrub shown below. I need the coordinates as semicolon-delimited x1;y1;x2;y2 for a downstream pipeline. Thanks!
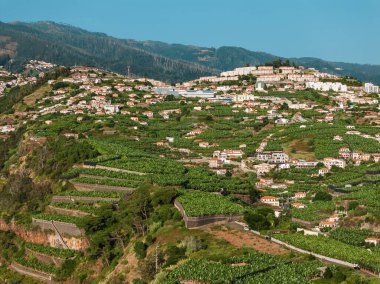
323;267;333;279
134;241;147;259
348;201;359;211
313;191;332;202
164;244;186;267
244;211;271;231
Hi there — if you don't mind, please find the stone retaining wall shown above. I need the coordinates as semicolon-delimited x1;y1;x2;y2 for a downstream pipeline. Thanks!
52;195;119;203
32;218;83;237
47;205;90;217
79;173;126;180
83;164;147;175
72;182;135;193
10;262;54;282
291;218;319;227
174;200;243;229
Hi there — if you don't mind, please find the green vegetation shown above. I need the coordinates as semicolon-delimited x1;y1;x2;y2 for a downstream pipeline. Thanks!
177;190;244;217
15;256;58;274
329;228;380;247
25;243;76;258
58;190;122;198
2;58;380;283
292;201;335;222
29;136;99;178
72;176;139;188
320;76;362;87
244;206;276;230
0;67;70;114
79;185;178;267
164;252;321;284
276;233;380;272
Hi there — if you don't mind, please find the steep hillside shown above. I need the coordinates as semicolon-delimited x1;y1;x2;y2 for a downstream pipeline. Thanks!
0;21;217;83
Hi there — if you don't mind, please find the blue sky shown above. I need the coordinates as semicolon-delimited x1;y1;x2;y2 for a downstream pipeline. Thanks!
1;0;380;64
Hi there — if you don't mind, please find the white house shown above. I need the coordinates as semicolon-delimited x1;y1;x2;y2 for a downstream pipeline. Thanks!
260;196;280;207
318;167;329;176
209;158;224;168
294;192;306;199
365;237;380;246
292;203;306;209
319;221;337;228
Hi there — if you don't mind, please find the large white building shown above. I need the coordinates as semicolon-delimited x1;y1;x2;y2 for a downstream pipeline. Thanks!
364;83;379;94
220;66;274;77
288;74;318;82
256;151;289;164
221;66;257;77
306;81;347;92
279;66;296;74
178;90;215;98
233;94;256;102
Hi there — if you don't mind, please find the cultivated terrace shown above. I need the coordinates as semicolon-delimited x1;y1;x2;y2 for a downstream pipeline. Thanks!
0;61;380;283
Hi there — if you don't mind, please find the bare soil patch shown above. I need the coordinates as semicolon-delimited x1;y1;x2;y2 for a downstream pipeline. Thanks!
207;226;288;255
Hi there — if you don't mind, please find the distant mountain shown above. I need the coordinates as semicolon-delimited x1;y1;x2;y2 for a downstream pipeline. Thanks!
0;21;217;82
1;21;380;84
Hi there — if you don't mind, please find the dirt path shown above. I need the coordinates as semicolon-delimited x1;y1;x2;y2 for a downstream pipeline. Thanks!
207;225;288;255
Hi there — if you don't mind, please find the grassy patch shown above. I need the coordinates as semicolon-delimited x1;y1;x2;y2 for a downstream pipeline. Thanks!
283;138;316;161
23;84;51;106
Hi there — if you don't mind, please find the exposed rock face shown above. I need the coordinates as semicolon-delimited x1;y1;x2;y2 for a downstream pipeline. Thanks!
0;219;50;245
0;219;88;250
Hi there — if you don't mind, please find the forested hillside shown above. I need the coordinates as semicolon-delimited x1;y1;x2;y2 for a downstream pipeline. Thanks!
1;21;380;84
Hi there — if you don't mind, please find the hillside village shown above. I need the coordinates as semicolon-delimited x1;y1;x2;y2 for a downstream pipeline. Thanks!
1;60;380;283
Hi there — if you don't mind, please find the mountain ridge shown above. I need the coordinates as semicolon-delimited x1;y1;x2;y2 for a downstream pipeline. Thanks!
1;21;379;84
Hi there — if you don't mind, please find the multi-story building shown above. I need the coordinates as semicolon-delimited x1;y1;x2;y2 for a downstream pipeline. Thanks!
256;151;288;164
213;149;244;160
279;66;296;74
268;151;289;164
323;157;346;169
306;81;347;92
364;83;379;94
339;147;351;159
257;74;284;82
294;192;307;199
209;158;224;168
295;160;318;168
288;74;318;82
220;66;257;77
252;163;276;175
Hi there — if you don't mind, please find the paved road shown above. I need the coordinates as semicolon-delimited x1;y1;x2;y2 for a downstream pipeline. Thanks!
230;221;380;278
